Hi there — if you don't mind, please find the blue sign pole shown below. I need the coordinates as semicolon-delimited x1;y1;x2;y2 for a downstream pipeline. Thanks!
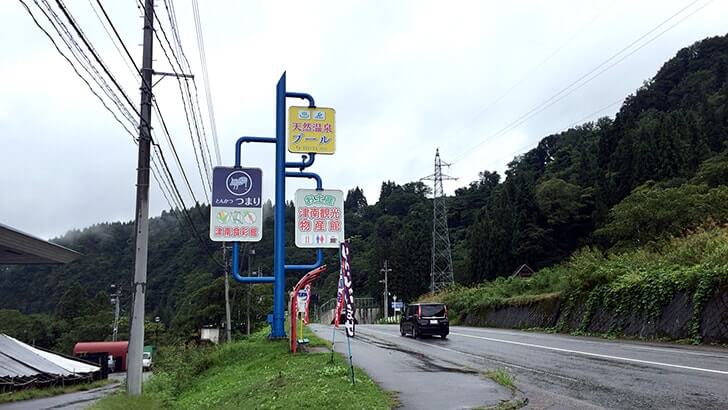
229;73;320;339
271;73;288;338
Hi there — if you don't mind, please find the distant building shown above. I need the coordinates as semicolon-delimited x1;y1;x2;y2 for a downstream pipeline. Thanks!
200;327;220;344
511;264;535;278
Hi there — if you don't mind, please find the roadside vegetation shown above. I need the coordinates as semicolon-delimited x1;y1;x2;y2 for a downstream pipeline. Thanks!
92;328;393;410
485;369;515;391
422;226;728;343
0;379;113;404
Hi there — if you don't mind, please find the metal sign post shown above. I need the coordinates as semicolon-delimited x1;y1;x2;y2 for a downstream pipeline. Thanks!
224;72;328;341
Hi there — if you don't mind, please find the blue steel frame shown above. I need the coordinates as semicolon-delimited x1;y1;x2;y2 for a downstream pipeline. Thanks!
228;72;324;338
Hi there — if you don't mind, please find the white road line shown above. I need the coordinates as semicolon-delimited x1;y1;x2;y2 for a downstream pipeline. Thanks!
449;332;728;376
455;326;728;359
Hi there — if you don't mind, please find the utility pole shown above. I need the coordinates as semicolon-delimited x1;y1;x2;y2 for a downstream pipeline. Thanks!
223;244;232;343
380;261;392;319
247;248;255;336
127;0;155;396
110;284;121;342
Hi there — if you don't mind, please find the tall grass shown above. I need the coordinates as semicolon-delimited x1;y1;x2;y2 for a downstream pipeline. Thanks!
422;227;728;327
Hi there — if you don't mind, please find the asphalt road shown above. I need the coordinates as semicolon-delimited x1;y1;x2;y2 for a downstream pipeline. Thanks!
0;372;152;410
313;324;728;409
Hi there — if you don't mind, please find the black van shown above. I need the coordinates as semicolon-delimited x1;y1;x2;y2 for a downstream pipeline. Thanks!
399;303;449;339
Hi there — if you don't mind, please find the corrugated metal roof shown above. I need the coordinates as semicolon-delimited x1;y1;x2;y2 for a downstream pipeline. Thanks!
0;223;81;264
0;334;98;378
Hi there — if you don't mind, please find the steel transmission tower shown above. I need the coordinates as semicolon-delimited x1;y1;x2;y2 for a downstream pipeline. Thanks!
422;149;457;293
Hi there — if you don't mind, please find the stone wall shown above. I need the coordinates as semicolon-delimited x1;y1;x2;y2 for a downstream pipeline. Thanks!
460;287;728;343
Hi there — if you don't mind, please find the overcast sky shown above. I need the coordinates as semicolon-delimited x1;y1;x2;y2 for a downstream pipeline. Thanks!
1;0;727;239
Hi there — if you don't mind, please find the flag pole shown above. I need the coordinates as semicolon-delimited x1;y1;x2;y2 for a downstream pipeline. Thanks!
346;331;355;385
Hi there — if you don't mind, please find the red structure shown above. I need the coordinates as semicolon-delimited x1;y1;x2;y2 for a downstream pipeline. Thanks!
73;341;129;371
290;265;326;353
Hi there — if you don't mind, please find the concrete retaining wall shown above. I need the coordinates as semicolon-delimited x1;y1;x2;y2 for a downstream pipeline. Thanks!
461;287;728;343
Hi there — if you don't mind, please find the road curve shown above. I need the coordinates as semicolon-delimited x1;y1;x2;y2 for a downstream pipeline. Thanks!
314;324;728;409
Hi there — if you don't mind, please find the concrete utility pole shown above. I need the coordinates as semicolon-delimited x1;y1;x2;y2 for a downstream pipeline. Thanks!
380;261;392;319
127;0;155;396
223;244;232;343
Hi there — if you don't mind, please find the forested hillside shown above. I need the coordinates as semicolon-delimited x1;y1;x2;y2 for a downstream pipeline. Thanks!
2;34;727;346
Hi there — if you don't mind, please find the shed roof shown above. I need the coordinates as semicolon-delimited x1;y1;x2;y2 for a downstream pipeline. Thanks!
0;223;81;264
0;334;98;378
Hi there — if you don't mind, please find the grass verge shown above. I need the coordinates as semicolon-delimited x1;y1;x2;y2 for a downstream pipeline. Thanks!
0;379;113;404
485;368;515;391
92;327;394;410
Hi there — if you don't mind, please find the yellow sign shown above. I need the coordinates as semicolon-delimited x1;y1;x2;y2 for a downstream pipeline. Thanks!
288;106;336;154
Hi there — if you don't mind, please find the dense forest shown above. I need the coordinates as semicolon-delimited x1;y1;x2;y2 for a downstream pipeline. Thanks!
2;34;728;349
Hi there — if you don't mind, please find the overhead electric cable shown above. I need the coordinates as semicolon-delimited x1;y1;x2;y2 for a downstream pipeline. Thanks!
164;0;216;167
90;0;139;76
191;0;221;165
18;0;137;140
150;18;212;199
53;0;141;120
450;1;616;143
35;0;138;129
451;0;708;164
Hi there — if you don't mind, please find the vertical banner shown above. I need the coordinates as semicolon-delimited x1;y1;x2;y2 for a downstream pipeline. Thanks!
304;284;312;325
340;241;355;337
334;261;345;327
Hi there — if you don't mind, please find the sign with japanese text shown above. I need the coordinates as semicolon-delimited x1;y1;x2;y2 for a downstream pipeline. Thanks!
294;189;344;248
296;289;308;315
288;106;336;154
341;241;355;337
209;167;263;242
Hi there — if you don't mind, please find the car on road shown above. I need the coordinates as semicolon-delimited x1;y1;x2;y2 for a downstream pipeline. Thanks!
400;303;449;338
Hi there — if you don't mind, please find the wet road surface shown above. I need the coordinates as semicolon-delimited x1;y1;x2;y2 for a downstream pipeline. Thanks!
311;324;516;409
0;372;152;410
313;324;728;409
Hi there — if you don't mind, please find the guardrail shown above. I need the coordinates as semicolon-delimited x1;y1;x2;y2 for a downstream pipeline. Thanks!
316;297;378;323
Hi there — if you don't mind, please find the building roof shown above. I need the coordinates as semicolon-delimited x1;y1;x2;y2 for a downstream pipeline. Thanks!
511;264;536;278
0;334;99;378
0;223;81;264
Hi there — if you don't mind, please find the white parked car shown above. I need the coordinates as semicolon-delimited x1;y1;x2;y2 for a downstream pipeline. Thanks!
142;352;152;370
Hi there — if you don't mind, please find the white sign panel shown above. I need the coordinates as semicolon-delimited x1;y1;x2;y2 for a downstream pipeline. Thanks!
294;189;345;248
296;289;308;314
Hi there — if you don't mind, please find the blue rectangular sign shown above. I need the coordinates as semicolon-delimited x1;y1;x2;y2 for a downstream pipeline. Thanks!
211;167;262;208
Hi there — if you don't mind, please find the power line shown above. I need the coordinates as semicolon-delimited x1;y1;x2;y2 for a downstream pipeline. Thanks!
18;0;138;140
144;0;212;198
191;0;221;165
164;0;216;168
452;0;709;164
153;24;212;199
84;0;206;210
153;98;203;205
90;0;139;76
449;0;616;144
34;0;138;130
23;0;221;274
53;0;141;120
